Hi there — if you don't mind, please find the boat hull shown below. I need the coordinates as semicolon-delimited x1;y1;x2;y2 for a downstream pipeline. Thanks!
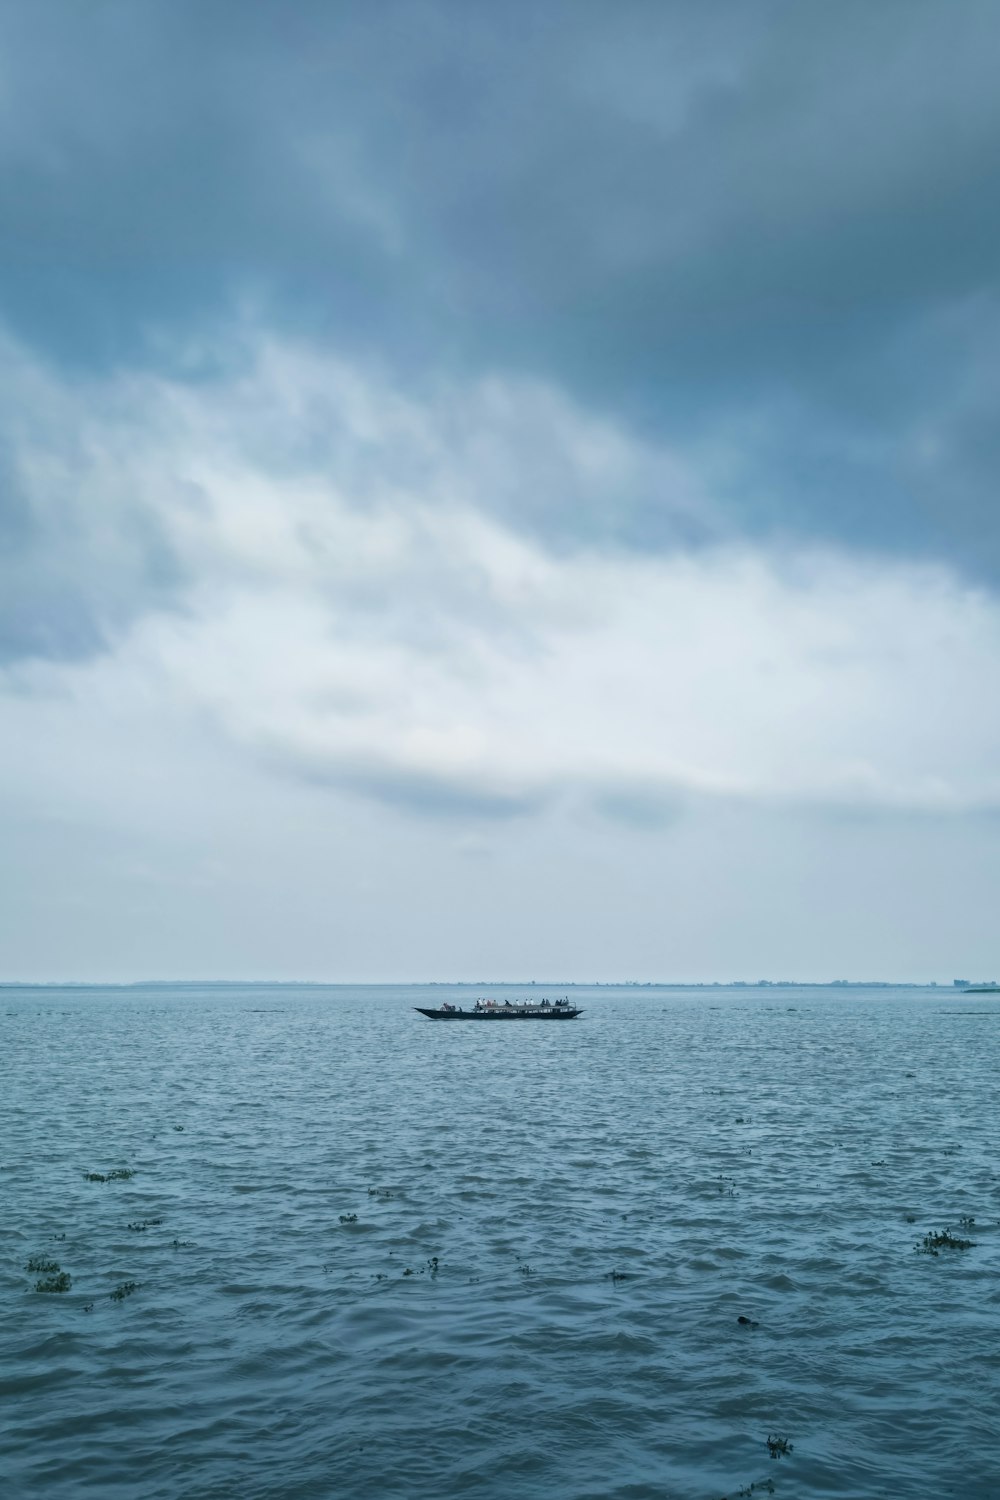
414;1006;582;1021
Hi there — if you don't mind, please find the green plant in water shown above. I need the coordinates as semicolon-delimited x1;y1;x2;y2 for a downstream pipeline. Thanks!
107;1168;135;1181
766;1434;793;1459
26;1256;61;1274
109;1281;138;1302
85;1172;107;1182
36;1271;72;1293
917;1229;976;1255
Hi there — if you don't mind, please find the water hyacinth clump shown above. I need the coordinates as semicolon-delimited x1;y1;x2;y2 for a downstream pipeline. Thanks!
917;1229;976;1255
35;1271;72;1293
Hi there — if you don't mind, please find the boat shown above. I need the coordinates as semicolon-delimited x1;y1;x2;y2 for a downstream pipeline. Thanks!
415;997;583;1021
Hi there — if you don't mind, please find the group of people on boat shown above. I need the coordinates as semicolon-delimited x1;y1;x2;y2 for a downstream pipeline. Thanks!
435;997;569;1013
473;997;566;1011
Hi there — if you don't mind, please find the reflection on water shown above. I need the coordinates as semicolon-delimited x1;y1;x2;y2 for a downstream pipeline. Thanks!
2;984;999;1499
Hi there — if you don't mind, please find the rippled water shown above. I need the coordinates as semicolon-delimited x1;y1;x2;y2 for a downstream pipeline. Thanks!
2;984;999;1499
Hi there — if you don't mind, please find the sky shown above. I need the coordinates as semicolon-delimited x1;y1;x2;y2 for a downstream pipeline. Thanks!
3;0;1000;983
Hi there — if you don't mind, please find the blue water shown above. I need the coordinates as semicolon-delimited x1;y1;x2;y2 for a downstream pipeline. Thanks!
2;984;999;1499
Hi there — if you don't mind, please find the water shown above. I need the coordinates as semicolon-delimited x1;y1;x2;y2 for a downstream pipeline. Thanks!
2;984;999;1499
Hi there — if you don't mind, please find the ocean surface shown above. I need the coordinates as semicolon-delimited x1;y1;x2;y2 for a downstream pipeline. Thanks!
2;983;999;1500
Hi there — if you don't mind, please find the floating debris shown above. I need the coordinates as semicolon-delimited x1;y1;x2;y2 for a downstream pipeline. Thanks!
126;1219;163;1232
338;1213;358;1225
737;1315;759;1329
917;1229;976;1255
367;1187;394;1199
172;1126;185;1132
766;1434;793;1459
35;1271;72;1293
516;1262;534;1277
607;1270;633;1283
109;1281;139;1302
25;1256;61;1274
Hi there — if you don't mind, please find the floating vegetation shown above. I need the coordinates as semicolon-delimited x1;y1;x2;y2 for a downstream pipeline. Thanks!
109;1281;139;1302
716;1175;739;1197
958;1216;976;1228
172;1125;185;1132
127;1219;163;1232
28;1255;73;1292
171;1239;193;1249
766;1434;793;1459
737;1315;759;1329
402;1267;414;1276
85;1173;107;1183
870;1159;887;1166
107;1168;135;1181
719;1482;775;1499
35;1271;72;1293
917;1229;976;1255
367;1187;394;1199
338;1213;358;1225
516;1262;534;1277
426;1256;439;1276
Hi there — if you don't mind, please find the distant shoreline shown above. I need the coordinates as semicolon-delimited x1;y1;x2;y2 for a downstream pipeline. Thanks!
0;979;980;991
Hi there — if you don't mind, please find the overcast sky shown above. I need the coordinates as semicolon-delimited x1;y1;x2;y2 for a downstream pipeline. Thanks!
3;1;1000;982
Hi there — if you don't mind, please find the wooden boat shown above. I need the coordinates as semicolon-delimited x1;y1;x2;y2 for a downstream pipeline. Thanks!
415;997;582;1021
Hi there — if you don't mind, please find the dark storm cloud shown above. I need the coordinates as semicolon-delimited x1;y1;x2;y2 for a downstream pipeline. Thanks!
2;0;999;572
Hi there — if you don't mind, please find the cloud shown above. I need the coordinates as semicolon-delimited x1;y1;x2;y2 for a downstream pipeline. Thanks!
1;4;999;576
4;329;1000;832
0;337;187;663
